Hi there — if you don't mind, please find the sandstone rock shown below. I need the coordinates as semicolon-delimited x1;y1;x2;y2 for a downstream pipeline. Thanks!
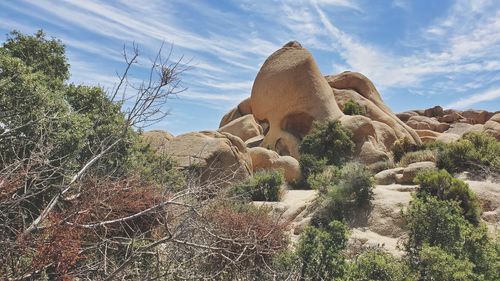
248;147;301;182
245;135;264;148
219;97;252;127
218;114;263;142
359;141;389;164
415;129;440;143
163;131;252;186
461;109;492;124
483;113;500;140
445;122;474;136
142;130;174;151
438;111;463;123
406;116;450;133
375;167;404;185
423;105;444;117
396;111;418;122
327;72;420;145
435;133;460;143
395;161;437;184
251;41;343;159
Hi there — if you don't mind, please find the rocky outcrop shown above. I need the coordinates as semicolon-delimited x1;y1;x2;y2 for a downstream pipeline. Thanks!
327;72;421;145
219;98;253;127
163;131;252;186
248;147;301;182
250;41;343;159
375;161;437;185
397;106;499;141
406;116;450;132
483;113;500;140
218;114;263;142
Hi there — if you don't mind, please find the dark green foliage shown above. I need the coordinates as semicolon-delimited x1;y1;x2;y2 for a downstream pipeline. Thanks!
230;170;283;201
312;162;374;227
295;153;328;188
414;170;481;224
392;137;421;162
417;245;475;281
346;250;416;281
404;196;499;280
300;119;355;167
3;30;69;82
295;221;348;281
436;132;500;175
343;99;365;115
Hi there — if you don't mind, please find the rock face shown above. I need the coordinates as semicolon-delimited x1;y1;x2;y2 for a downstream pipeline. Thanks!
250;41;343;159
327;72;420;164
406;116;450;132
484;113;500;140
248;147;301;182
218;114;263;142
163;131;252;186
375;162;437;185
219;98;252;127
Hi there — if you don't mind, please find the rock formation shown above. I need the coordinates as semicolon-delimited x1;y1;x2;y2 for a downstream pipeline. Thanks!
217;42;422;166
162;131;252;187
397;107;500;142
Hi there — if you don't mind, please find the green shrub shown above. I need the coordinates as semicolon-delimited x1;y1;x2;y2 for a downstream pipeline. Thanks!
414;170;481;224
436;132;500;175
295;221;348;281
294;153;328;189
312;162;374;226
399;150;436;167
404;195;498;279
367;159;396;173
392;137;421;163
307;165;340;193
346;250;416;281
417;245;475;281
300;119;355;167
343;99;365;116
230;170;283;201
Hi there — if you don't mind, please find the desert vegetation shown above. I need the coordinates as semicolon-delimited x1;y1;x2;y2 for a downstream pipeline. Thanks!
1;30;498;280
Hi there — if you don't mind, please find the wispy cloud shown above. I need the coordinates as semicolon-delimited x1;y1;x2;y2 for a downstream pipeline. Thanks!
446;88;500;109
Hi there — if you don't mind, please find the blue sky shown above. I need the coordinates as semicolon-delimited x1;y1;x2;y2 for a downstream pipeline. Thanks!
1;0;499;135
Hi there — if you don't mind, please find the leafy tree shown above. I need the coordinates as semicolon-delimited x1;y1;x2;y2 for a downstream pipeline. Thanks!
296;221;348;281
414;170;481;224
346;250;416;281
404;196;499;280
300;119;355;167
417;245;475;281
3;30;69;82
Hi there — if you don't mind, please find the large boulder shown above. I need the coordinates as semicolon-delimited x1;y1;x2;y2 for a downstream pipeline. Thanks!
483;113;500;140
406;116;450;133
163;131;252;186
219;97;253;127
461;109;493;124
326;72;421;146
251;41;343;158
423;105;444;117
395;161;437;185
218;114;263;142
248;147;301;182
396;111;419;122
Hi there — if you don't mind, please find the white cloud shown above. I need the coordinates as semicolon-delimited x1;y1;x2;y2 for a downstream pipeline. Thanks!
446;88;500;109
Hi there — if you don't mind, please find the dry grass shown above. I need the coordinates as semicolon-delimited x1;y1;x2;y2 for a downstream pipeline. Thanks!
399;150;436;167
